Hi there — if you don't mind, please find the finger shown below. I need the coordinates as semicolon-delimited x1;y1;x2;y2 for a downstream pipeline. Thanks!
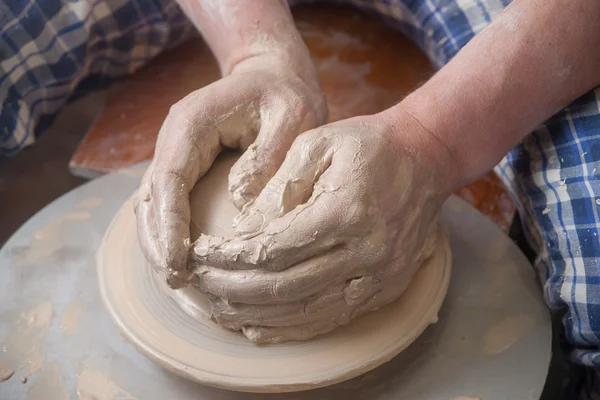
147;80;256;286
193;177;381;273
150;121;221;287
211;290;342;330
193;245;368;305
240;280;410;344
228;105;297;210
192;189;351;272
232;131;333;236
211;277;382;329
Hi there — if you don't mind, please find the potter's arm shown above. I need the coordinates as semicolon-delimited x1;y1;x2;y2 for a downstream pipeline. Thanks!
385;0;600;194
174;0;316;78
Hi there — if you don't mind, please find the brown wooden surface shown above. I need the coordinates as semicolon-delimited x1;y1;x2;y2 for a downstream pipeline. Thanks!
70;5;515;232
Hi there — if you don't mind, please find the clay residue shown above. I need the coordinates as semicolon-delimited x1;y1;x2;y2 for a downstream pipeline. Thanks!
0;301;53;381
76;197;104;208
483;314;534;355
77;369;138;400
0;367;14;382
60;300;85;337
12;211;91;268
33;212;92;241
27;363;69;400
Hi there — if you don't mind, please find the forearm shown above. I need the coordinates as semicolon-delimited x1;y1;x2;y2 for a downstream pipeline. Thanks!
176;0;311;76
390;0;600;193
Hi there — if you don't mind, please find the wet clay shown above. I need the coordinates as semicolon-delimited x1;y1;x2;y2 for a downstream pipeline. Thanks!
0;367;14;382
60;300;86;337
76;197;104;208
0;301;53;382
77;369;137;400
33;212;92;241
96;154;452;392
12;212;91;268
27;363;69;400
483;314;535;355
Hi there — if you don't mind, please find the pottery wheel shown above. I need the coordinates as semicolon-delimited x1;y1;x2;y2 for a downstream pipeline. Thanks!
97;154;452;393
0;159;551;400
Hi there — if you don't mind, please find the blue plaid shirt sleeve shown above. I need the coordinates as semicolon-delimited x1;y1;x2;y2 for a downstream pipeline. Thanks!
0;0;195;158
2;0;600;397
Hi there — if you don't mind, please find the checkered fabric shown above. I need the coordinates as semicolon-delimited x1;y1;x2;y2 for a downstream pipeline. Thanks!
2;0;600;396
0;0;195;157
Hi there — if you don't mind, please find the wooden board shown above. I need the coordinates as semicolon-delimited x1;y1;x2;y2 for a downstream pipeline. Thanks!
69;5;515;232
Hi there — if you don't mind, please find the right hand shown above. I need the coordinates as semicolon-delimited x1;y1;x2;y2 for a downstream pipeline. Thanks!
134;52;328;288
189;111;455;342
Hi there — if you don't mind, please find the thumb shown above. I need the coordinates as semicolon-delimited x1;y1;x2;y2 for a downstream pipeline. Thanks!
228;91;326;211
232;130;333;237
227;105;294;210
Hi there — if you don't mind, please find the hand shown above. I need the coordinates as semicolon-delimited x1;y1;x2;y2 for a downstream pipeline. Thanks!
190;111;453;343
134;53;327;288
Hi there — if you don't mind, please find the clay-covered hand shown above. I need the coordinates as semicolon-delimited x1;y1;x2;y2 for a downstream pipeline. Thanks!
134;53;327;288
191;112;453;343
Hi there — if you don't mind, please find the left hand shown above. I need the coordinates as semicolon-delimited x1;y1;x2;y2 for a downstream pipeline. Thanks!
190;111;453;343
133;51;327;288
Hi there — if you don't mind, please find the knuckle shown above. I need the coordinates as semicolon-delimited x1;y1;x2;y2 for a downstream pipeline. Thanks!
292;130;312;149
293;130;325;162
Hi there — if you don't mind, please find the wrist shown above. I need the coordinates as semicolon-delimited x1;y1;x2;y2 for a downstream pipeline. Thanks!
377;102;464;197
224;24;314;78
227;43;310;78
227;38;327;123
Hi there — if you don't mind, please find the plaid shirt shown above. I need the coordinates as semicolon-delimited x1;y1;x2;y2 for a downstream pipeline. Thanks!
0;0;195;156
2;0;600;397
